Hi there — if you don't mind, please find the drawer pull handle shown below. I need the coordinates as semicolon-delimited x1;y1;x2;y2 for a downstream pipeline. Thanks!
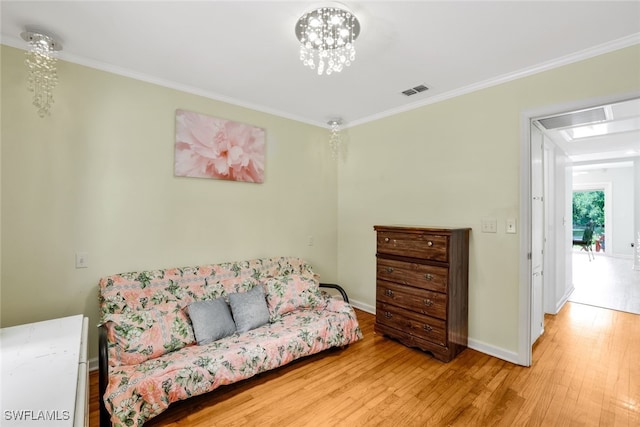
424;299;433;306
423;324;433;332
386;267;394;273
385;289;394;297
425;273;433;281
384;311;393;319
384;237;390;243
427;241;433;247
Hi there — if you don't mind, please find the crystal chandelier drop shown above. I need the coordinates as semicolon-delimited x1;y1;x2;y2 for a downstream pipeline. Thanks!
295;5;360;76
21;31;62;117
328;119;342;158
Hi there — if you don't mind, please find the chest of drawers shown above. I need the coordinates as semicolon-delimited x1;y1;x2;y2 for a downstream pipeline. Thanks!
374;225;470;362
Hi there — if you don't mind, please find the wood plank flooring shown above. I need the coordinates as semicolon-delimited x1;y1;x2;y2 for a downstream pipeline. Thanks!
90;304;639;426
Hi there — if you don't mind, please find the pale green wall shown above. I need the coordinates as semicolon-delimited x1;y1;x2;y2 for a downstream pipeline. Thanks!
0;45;337;360
338;45;640;355
3;42;640;364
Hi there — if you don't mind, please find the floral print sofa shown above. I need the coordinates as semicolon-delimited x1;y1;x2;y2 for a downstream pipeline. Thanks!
98;257;362;427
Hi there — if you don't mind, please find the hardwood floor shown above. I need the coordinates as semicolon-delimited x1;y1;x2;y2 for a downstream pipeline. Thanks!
90;304;639;426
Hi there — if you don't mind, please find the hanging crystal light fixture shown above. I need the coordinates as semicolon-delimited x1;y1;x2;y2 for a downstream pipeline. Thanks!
21;31;62;117
328;119;342;158
295;5;360;76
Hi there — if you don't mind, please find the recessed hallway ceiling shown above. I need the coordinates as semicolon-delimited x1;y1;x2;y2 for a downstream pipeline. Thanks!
1;1;640;128
536;98;640;163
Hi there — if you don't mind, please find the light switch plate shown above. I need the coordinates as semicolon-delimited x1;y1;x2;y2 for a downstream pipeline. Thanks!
75;252;88;268
481;218;497;233
506;218;517;234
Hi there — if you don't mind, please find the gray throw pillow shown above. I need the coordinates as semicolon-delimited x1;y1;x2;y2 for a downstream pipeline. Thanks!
187;298;237;345
229;285;270;333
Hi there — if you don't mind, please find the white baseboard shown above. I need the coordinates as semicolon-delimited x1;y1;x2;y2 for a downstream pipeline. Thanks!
89;357;99;372
350;299;375;314
557;285;575;313
351;298;523;365
467;338;522;365
90;301;523;376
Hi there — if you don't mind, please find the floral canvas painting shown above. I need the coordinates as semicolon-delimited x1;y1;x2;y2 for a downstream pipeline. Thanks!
175;109;265;183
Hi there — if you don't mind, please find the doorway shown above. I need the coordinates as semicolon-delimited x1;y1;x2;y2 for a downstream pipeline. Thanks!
519;93;640;366
568;179;639;313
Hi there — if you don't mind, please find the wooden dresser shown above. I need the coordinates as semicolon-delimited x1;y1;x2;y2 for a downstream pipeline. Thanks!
374;225;470;362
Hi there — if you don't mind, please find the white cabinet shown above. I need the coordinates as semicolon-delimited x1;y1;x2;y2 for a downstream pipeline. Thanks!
0;315;89;427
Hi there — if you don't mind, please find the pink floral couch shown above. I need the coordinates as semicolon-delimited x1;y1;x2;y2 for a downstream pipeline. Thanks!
98;257;362;427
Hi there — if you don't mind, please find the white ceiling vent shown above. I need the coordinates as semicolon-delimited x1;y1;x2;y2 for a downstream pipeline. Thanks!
402;84;429;96
537;107;609;130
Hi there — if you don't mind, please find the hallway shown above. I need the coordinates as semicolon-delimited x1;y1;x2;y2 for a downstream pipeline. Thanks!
569;251;640;315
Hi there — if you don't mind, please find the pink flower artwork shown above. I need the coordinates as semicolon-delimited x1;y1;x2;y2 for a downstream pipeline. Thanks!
174;109;265;183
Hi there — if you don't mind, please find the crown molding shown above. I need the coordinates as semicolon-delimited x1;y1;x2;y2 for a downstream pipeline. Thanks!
348;33;640;128
1;35;326;128
4;32;639;130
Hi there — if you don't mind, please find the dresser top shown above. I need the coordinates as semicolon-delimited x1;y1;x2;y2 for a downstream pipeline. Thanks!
374;225;471;233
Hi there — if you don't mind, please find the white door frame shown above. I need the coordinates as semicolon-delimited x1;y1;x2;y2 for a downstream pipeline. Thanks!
518;90;640;367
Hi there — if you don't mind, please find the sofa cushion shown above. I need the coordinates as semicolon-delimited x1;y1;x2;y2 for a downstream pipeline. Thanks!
188;298;237;345
103;301;363;427
263;274;327;321
104;306;195;366
229;285;270;332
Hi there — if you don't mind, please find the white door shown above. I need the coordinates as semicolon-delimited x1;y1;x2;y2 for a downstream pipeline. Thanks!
531;124;545;344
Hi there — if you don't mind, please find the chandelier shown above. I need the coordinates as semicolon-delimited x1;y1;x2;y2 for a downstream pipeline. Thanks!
295;5;360;76
21;31;62;117
328;119;343;158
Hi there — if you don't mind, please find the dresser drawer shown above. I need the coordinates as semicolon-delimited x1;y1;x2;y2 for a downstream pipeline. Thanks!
376;302;447;346
377;258;448;293
377;231;449;262
376;280;447;320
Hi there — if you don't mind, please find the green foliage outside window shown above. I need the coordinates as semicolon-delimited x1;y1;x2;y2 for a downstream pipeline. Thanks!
572;190;604;241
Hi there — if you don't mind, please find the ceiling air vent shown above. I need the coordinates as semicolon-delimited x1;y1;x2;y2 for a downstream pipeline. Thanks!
537;107;608;130
402;84;429;96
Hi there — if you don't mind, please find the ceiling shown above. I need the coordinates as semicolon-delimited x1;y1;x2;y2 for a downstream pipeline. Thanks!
2;1;640;141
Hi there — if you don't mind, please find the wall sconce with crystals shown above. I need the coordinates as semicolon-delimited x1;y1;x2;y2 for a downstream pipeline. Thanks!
328;119;343;158
21;31;62;117
295;5;360;76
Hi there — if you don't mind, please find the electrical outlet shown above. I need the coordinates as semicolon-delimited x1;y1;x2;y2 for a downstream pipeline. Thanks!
481;218;497;233
307;236;314;246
